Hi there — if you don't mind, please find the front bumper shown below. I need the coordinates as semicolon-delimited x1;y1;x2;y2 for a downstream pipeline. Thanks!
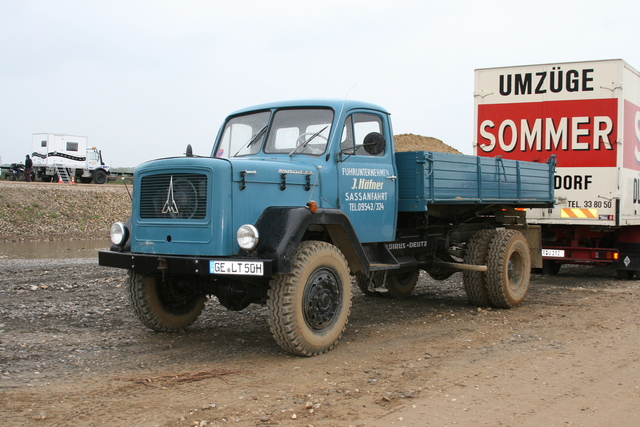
98;250;274;279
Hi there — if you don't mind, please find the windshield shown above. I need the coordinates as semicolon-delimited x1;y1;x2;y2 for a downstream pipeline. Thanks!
214;108;333;158
87;150;100;162
215;111;270;158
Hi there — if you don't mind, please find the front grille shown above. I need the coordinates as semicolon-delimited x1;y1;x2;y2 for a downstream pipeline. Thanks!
139;173;208;219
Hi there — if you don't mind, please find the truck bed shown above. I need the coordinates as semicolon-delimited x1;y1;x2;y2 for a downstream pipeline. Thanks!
396;151;554;212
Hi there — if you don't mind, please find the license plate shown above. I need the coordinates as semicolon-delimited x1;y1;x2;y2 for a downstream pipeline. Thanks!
542;249;565;258
210;260;264;276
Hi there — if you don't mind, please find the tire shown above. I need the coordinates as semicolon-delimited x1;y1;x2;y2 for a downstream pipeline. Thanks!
127;271;206;332
616;269;636;280
17;172;25;181
463;229;497;306
426;266;456;281
355;270;417;297
485;229;531;308
542;260;562;275
356;273;385;297
92;169;107;184
266;241;352;356
386;269;419;297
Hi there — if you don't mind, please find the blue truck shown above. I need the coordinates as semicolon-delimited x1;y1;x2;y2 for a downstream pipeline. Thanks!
99;99;555;356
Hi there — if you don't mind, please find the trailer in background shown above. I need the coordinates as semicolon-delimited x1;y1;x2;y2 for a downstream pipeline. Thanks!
474;59;640;278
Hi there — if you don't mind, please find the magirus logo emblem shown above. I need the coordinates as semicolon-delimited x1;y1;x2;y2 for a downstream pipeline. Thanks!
162;176;179;215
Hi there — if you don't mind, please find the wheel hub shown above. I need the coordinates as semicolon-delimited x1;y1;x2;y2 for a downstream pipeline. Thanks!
507;255;523;291
303;268;341;331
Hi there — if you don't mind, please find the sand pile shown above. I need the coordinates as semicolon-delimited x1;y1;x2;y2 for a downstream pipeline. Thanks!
394;133;461;154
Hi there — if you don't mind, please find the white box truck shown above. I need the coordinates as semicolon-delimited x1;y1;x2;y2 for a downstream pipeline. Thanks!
31;133;110;184
474;59;640;278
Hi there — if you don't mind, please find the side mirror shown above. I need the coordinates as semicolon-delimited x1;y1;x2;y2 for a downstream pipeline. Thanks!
362;132;385;155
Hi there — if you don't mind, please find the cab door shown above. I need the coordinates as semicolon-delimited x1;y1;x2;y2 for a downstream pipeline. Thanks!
336;112;397;243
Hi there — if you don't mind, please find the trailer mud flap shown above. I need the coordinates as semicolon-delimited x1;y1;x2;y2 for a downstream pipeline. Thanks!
507;225;542;269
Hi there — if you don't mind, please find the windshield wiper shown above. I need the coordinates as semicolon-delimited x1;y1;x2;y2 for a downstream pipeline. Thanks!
233;126;267;157
289;126;328;156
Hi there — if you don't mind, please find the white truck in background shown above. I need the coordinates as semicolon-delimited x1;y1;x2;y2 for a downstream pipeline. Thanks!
31;133;110;184
474;59;640;278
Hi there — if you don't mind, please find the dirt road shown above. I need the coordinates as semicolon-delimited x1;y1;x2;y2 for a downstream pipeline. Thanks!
1;259;639;426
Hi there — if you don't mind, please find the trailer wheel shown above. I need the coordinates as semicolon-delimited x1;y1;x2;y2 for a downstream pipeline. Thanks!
127;271;206;332
267;241;352;356
542;260;562;275
92;169;107;184
386;270;419;296
463;229;497;306
485;229;531;308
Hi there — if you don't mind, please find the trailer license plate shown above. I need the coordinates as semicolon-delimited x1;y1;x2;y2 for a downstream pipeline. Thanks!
542;249;565;258
210;260;264;276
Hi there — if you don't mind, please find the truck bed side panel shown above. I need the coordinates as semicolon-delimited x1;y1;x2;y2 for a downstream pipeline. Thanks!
396;151;553;212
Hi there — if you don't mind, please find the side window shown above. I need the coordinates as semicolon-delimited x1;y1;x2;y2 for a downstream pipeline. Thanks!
341;113;384;156
66;142;79;152
340;116;354;152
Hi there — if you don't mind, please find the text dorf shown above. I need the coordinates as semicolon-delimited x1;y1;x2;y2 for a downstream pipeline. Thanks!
555;175;592;190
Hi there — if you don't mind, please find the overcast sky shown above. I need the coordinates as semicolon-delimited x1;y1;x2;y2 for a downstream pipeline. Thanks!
1;0;639;167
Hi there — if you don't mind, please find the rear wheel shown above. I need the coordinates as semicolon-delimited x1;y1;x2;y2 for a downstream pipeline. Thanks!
463;229;497;306
355;269;418;297
267;241;352;356
127;271;206;332
485;229;531;308
356;273;385;296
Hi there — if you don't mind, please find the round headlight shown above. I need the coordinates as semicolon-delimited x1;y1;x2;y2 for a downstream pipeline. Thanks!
110;222;128;246
237;224;259;251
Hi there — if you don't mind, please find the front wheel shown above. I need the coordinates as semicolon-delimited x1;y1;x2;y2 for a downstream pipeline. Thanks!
127;271;206;332
92;169;107;184
485;229;531;308
267;241;352;356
